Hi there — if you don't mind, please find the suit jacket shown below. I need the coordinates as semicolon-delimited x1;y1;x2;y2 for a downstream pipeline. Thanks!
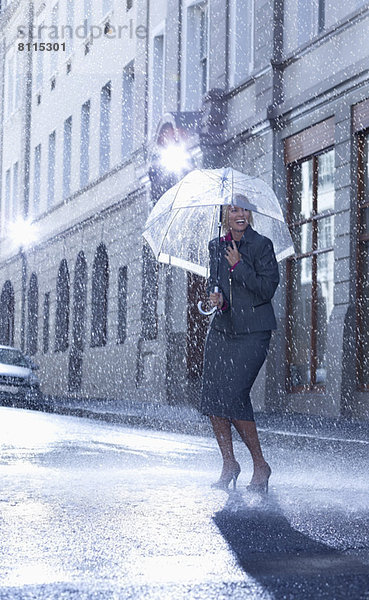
207;225;280;334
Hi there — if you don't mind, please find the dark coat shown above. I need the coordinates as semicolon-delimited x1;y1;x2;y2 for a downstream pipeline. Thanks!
207;225;280;334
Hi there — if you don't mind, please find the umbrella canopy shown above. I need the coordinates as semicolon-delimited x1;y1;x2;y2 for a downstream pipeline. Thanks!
142;167;295;278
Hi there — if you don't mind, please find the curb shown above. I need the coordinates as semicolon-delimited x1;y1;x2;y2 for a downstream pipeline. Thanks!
40;397;369;446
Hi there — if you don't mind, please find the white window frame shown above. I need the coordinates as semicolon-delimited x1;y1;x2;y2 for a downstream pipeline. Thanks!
181;0;209;111
148;21;165;139
229;0;254;89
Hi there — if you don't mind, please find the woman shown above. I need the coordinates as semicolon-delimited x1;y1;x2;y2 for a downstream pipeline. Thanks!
200;198;280;493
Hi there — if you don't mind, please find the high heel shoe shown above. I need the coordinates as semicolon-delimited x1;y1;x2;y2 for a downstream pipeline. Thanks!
246;464;271;495
211;461;241;491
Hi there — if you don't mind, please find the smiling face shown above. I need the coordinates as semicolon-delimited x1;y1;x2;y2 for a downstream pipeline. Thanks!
228;206;251;235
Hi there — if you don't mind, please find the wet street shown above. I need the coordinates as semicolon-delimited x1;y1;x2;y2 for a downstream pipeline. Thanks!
0;406;368;599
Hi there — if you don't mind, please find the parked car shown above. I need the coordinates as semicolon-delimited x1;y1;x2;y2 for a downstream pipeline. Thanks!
0;345;43;408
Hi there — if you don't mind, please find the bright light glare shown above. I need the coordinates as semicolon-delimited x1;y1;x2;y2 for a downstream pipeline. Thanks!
8;218;38;250
159;144;191;174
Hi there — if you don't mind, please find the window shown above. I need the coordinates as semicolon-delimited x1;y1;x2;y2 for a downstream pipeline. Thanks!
80;100;90;188
6;54;14;117
68;252;88;391
48;130;56;207
100;81;111;175
33;144;41;213
72;252;88;352
12;162;18;222
5;168;11;224
55;259;70;352
103;0;112;16
84;0;92;32
357;130;369;388
50;3;59;75
36;22;44;89
150;32;165;134
229;0;254;87
0;281;15;347
91;244;109;347
141;242;158;340
15;51;21;109
286;140;335;391
43;292;50;354
284;0;324;52
324;0;368;29
183;1;209;110
66;0;74;56
63;116;72;199
122;62;134;160
27;273;38;356
117;266;128;344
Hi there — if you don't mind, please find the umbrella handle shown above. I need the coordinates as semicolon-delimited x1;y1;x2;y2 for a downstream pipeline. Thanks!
197;286;219;316
198;301;216;316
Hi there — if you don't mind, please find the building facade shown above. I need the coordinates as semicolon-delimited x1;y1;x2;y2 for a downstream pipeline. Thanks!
0;0;369;419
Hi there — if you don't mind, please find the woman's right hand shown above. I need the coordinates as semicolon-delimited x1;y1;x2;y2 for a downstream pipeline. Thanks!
209;291;224;309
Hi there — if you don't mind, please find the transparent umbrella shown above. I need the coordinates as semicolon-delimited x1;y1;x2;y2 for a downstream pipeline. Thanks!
142;167;295;280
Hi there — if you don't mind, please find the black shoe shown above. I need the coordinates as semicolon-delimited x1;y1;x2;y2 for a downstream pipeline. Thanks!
246;464;271;495
211;462;241;491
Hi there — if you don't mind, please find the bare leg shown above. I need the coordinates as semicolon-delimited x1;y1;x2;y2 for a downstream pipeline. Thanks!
210;416;240;486
210;416;236;466
232;419;271;485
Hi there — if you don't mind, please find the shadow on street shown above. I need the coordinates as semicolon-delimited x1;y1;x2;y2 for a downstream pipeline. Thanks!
214;491;369;599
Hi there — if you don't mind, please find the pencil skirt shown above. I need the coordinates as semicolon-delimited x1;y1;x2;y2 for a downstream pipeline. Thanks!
200;327;272;421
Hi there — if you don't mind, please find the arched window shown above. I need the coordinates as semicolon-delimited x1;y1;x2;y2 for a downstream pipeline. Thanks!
27;273;38;355
91;244;109;347
141;242;158;340
0;281;15;346
117;266;128;344
55;259;70;352
73;252;88;351
68;252;88;391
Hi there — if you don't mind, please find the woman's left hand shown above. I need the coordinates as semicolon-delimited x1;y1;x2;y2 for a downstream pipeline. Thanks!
225;241;241;267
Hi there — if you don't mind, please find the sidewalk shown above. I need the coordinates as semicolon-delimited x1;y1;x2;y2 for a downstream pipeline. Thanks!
42;394;369;445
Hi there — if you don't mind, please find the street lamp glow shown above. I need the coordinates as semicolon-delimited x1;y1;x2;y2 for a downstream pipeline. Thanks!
8;218;38;250
159;143;191;174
